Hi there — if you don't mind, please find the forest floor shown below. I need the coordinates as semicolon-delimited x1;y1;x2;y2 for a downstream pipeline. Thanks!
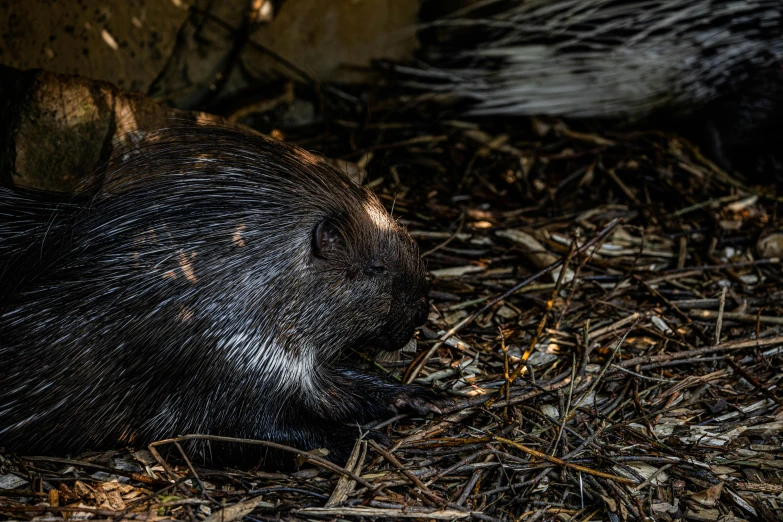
1;85;782;522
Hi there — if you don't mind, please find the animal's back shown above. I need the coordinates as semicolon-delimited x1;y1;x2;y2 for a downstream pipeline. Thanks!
0;186;81;303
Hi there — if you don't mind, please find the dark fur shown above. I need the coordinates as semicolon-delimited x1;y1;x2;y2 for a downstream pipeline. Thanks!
700;64;783;184
0;126;444;464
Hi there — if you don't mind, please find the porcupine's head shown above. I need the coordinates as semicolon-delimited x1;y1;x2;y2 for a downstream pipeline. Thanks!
91;125;430;369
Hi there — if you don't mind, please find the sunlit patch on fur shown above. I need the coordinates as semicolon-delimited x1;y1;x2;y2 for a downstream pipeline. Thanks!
293;148;320;166
178;306;194;322
363;200;394;232
195;113;227;127
132;227;158;248
118;428;138;445
178;251;198;284
232;224;247;247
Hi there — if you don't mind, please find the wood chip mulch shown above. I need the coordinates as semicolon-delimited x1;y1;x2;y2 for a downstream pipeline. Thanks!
1;88;782;522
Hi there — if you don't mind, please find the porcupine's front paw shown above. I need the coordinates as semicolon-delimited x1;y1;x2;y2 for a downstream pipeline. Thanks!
389;385;453;416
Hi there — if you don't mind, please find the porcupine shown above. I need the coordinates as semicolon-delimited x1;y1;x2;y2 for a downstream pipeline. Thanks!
0;125;447;464
395;0;783;181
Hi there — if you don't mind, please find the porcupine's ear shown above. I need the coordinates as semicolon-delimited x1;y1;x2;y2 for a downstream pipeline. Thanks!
312;218;346;260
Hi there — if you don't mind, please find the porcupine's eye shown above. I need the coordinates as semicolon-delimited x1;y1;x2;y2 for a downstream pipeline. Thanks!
365;260;387;275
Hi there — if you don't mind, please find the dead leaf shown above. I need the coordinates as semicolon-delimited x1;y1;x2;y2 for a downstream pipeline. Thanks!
691;481;723;507
202;496;271;522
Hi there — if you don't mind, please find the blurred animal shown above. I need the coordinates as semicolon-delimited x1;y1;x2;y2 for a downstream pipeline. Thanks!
396;0;783;181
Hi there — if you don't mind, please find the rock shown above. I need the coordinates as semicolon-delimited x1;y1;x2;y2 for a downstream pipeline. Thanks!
0;0;190;92
0;66;239;191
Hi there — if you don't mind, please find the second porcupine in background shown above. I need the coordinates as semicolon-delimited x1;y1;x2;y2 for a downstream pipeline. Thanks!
0;125;449;465
397;0;783;182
